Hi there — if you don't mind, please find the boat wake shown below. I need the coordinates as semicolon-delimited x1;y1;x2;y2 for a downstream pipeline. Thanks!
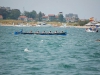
40;40;44;43
24;48;32;52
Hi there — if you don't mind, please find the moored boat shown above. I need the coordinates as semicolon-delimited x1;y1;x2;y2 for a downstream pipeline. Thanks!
36;22;52;27
60;23;67;28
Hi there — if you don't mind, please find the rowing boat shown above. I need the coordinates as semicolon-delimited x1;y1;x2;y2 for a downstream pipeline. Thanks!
14;30;67;35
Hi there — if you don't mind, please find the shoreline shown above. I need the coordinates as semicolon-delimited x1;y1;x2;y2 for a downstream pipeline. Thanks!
0;24;89;28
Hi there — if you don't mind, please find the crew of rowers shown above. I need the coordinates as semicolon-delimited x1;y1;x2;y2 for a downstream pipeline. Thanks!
30;31;64;33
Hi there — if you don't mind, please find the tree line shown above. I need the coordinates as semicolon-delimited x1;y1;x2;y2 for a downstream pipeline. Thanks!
0;9;20;19
0;9;39;20
0;8;65;22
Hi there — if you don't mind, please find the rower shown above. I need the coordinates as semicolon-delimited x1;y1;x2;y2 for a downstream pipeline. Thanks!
62;31;64;33
36;31;39;33
43;31;45;33
49;31;51;33
96;30;98;32
55;31;57;33
30;31;32;33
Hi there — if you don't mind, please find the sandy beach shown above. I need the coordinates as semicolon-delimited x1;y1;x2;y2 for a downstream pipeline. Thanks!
0;24;90;28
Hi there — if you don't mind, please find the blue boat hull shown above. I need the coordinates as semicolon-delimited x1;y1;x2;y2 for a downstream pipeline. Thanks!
21;32;67;35
14;31;67;35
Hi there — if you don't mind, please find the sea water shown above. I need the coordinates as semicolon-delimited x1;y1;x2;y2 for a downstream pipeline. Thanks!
0;26;100;75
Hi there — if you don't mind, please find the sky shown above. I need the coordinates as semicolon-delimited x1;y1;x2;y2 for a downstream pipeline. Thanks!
0;0;100;20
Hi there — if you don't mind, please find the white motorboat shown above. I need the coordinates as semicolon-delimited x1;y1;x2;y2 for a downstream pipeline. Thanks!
60;23;67;28
36;22;52;27
85;28;98;32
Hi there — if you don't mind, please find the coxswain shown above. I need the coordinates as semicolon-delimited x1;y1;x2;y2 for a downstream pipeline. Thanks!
35;31;39;34
96;30;98;32
30;31;32;33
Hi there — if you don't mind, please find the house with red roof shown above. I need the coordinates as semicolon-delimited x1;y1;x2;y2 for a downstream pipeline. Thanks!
18;16;28;21
48;14;55;21
55;15;59;21
0;15;3;20
42;16;48;21
42;14;56;21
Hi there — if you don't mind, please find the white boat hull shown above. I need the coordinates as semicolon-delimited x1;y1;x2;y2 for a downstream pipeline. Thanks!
36;24;52;27
85;28;98;32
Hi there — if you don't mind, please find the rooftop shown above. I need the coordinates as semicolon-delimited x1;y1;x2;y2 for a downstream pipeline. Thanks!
42;16;48;18
19;16;27;18
48;14;55;16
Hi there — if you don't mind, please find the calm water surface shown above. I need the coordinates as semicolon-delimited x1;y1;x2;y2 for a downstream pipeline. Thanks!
0;26;100;75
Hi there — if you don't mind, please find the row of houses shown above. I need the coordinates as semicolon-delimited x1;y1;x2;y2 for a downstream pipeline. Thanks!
42;13;79;22
18;12;64;22
18;14;57;22
18;16;34;22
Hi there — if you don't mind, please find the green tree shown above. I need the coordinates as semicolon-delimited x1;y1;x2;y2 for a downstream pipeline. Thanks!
30;10;37;19
78;20;89;26
0;9;9;19
9;9;20;19
24;11;30;17
58;14;64;22
38;12;42;21
24;10;37;19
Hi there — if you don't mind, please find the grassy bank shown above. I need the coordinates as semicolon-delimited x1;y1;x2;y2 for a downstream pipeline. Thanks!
0;20;37;26
0;20;23;25
47;22;80;26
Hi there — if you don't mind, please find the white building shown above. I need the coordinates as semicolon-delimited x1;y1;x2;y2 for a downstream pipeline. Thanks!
65;13;79;22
